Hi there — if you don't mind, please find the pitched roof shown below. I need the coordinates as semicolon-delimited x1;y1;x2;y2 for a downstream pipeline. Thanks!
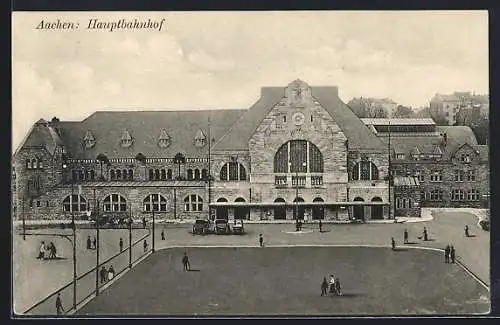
311;87;386;151
361;118;435;126
213;87;285;151
56;109;245;159
14;119;62;157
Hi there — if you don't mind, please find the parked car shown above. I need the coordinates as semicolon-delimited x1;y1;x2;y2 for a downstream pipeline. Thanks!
215;219;230;234
192;219;211;235
232;219;245;234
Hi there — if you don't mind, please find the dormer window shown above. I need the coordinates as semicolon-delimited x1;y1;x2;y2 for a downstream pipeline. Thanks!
83;131;96;149
120;130;134;148
396;154;405;160
194;129;207;148
460;153;471;163
158;129;171;148
410;147;420;160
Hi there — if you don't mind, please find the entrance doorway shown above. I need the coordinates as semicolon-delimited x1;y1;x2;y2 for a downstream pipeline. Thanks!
293;197;305;220
371;197;383;219
274;198;286;220
353;197;365;221
234;197;249;220
312;197;324;220
216;198;228;220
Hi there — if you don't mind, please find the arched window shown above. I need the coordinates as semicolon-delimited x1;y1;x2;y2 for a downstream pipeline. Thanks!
110;170;115;180
78;170;84;181
90;170;95;181
84;170;90;181
128;169;133;180
167;169;172;180
32;159;37;169
352;161;379;180
116;169;122;180
184;194;203;211
26;159;31;169
273;140;323;173
103;194;127;212
63;194;87;212
161;169;166;180
234;197;248;220
396;198;401;209
155;169;160;180
38;160;43;169
143;194;167;212
220;162;247;181
122;169;127;180
202;169;208;180
187;169;193;180
194;169;200;180
149;169;154;180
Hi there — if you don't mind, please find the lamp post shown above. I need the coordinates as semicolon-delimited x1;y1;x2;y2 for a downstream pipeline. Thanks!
152;204;155;253
62;163;77;310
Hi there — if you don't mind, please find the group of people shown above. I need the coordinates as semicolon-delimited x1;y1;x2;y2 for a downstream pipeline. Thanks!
321;275;342;297
36;241;58;260
99;265;116;283
444;245;456;264
86;236;97;250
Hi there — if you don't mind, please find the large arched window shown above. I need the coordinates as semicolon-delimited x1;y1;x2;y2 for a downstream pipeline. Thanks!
187;169;194;180
161;169;166;180
103;194;127;212
110;170;115;180
274;140;323;173
194;169;200;180
220;162;247;181
128;169;133;180
352;161;379;180
143;194;167;212
63;195;87;212
184;194;203;211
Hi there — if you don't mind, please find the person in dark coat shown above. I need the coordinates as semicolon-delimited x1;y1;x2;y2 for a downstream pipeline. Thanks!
465;225;470;237
403;229;409;244
319;220;323;233
161;230;166;240
444;245;450;263
321;277;328;296
87;236;91;250
423;227;428;241
259;234;264;247
334;277;342;296
92;237;97;250
450;246;456;263
100;266;107;283
391;237;396;250
49;242;57;259
182;252;190;271
143;240;148;252
55;293;64;315
142;217;147;229
119;238;123;252
37;241;46;260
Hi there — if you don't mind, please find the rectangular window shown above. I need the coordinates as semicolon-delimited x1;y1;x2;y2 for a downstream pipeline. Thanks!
396;154;405;160
466;170;476;182
454;170;464;182
29;199;33;208
430;171;443;182
36;201;41;207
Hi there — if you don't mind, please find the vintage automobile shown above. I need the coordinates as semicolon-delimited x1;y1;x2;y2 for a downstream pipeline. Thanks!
479;219;490;231
215;219;230;234
232;219;245;234
192;219;211;235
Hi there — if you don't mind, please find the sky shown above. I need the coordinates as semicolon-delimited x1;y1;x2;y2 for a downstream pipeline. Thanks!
12;11;488;151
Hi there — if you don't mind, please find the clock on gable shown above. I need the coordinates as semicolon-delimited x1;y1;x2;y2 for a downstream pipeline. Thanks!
292;112;305;126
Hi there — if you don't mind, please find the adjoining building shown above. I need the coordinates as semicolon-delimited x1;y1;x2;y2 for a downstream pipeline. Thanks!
12;80;489;222
430;92;489;125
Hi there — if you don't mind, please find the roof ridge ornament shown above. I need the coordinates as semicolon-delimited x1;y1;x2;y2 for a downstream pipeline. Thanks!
194;129;207;147
158;129;171;148
120;129;134;148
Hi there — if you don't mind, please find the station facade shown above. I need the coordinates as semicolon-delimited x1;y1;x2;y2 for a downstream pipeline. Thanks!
12;80;489;222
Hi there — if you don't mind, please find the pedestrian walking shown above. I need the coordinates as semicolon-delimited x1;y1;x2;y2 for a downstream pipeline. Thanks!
403;229;409;244
143;240;148;252
328;274;336;296
107;266;115;281
321;277;328;296
444;245;450;263
142;217;147;229
55;293;64;315
391;237;396;250
37;241;45;260
49;242;57;259
87;236;91;250
319;220;323;233
161;230;166;240
119;238;123;253
182;252;190;271
423;227;428;241
259;234;264;247
92;237;97;250
450;246;456;264
465;225;470;237
334;277;342;296
100;266;107;284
